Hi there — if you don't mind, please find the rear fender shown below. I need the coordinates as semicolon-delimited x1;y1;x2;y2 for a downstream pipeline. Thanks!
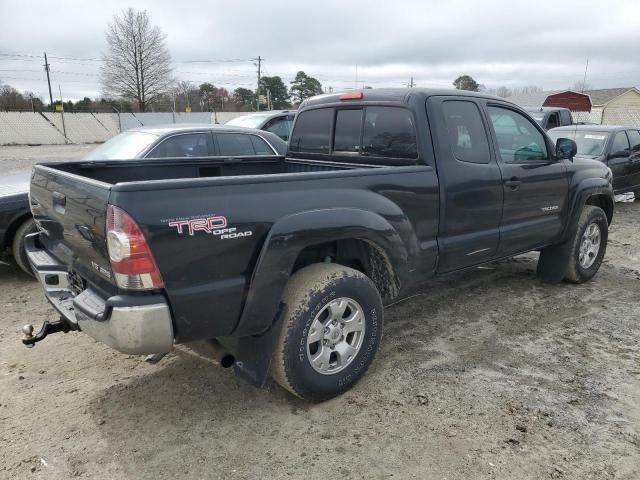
232;208;410;386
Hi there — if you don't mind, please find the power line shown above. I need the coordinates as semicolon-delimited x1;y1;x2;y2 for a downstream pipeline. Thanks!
0;51;254;64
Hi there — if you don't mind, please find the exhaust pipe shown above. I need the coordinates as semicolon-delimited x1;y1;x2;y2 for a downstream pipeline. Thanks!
207;339;235;368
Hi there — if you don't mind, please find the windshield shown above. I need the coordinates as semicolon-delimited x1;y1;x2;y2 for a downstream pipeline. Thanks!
548;130;609;157
528;112;545;123
83;131;158;160
225;115;267;129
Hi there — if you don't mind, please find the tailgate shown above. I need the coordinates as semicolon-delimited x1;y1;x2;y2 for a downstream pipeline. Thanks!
30;165;114;287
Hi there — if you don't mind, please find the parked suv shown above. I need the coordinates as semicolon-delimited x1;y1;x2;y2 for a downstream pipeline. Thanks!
548;125;640;197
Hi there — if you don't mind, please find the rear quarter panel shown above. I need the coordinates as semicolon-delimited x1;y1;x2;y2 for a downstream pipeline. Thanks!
110;165;439;341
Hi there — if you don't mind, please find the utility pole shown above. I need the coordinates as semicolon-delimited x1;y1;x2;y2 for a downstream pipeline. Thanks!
43;52;54;110
409;77;415;88
58;84;68;142
256;55;262;111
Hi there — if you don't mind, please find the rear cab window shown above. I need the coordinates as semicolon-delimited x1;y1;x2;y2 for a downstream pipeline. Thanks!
289;105;418;164
289;109;332;154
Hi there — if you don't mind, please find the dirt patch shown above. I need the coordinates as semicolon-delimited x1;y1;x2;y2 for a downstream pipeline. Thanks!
0;147;638;479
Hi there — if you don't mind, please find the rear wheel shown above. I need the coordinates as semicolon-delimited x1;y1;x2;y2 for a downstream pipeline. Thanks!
271;263;384;401
12;218;37;276
564;206;608;283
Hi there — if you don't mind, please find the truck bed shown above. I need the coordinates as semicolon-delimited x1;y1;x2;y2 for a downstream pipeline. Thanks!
46;157;376;186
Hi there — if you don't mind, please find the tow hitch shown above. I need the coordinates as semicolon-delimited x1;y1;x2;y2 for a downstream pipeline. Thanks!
21;319;76;348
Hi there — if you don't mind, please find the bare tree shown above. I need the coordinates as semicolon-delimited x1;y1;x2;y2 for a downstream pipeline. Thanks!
496;86;512;98
172;80;198;111
100;8;173;112
571;81;591;93
512;85;543;95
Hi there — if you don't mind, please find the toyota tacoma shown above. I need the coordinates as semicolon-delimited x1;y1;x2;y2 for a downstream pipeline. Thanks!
23;88;614;401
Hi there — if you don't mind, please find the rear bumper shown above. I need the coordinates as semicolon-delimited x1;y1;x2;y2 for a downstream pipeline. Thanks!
26;233;174;355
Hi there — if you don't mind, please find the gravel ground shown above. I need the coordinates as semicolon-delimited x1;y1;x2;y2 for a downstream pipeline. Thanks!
0;146;639;480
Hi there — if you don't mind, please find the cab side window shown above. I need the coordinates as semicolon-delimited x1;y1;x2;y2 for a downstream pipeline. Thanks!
488;106;548;163
625;130;640;153
361;107;418;160
611;131;630;155
264;117;293;141
442;100;490;164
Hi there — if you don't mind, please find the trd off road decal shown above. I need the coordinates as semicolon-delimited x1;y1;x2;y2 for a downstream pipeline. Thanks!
162;214;253;240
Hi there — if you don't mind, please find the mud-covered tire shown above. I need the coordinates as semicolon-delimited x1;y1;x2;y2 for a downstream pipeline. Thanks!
271;263;384;401
564;206;608;284
11;218;37;276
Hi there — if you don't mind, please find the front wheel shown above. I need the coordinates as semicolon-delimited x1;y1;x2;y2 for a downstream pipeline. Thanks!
271;263;384;401
564;205;608;283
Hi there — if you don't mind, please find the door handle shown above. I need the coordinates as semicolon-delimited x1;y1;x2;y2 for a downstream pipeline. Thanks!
504;177;521;190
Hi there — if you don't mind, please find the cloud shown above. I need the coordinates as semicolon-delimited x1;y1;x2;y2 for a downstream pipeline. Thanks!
1;0;638;100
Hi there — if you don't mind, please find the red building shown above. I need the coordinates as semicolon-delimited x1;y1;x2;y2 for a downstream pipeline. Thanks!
543;91;591;112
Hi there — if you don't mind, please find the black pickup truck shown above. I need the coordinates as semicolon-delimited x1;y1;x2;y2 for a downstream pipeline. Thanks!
24;89;614;401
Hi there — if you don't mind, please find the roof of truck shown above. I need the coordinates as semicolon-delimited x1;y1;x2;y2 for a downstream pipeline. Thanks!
301;88;513;108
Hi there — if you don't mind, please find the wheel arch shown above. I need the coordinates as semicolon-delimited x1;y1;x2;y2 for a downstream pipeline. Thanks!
3;211;32;252
585;193;613;225
563;179;614;242
292;237;400;301
235;208;410;337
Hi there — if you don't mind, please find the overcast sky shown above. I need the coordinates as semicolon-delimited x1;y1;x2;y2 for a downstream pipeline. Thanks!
1;0;639;100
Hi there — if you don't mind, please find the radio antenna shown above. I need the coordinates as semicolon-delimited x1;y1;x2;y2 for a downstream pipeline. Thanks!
581;59;589;93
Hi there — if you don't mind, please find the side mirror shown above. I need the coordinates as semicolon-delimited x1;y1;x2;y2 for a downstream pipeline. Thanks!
555;138;577;160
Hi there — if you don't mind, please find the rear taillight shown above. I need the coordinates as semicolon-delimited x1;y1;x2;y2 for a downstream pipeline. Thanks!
106;205;163;290
339;91;363;101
